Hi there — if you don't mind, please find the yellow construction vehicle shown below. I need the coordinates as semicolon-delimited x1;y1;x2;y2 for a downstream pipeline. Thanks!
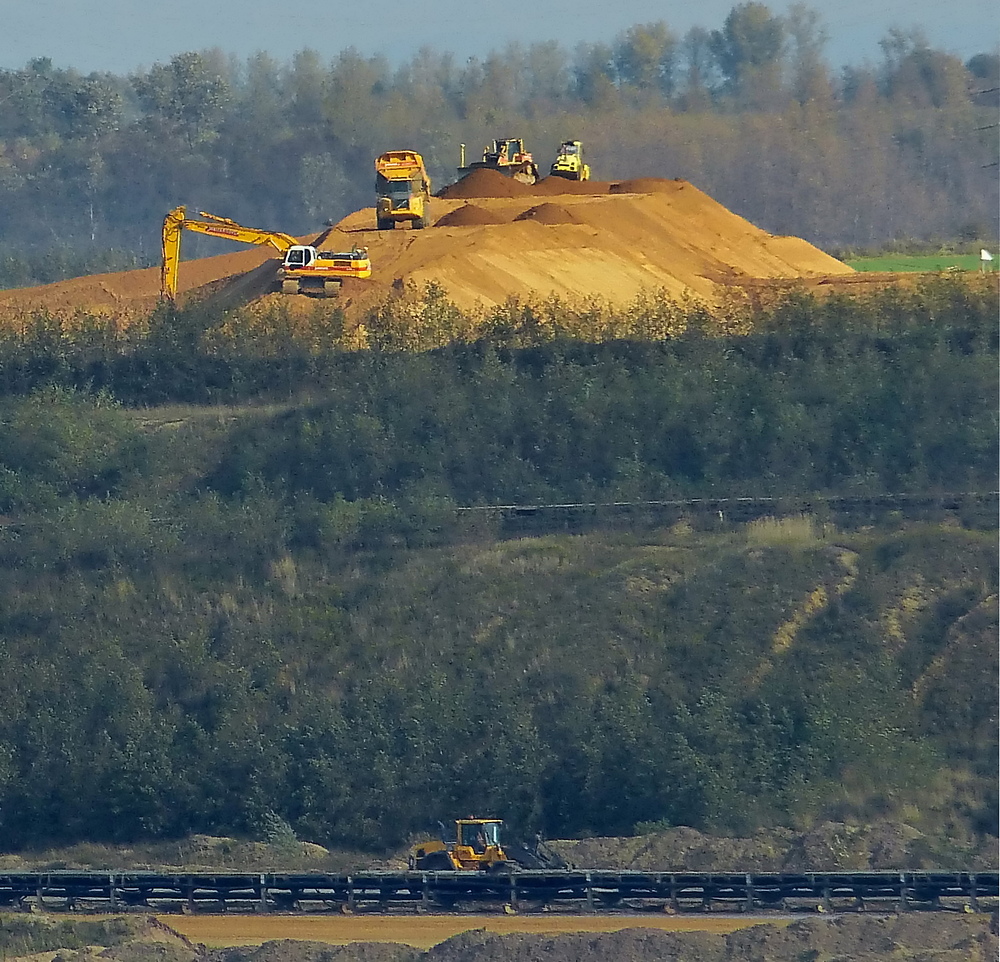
458;138;540;185
160;206;371;301
375;151;431;230
409;818;512;871
276;245;371;296
407;818;566;872
549;140;590;181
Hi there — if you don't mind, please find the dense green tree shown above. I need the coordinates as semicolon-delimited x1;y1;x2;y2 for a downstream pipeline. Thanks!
709;2;786;104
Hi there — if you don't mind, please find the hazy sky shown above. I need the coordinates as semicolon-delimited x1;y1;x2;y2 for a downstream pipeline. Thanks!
0;0;995;75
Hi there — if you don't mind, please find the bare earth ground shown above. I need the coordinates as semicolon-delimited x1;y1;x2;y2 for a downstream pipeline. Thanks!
3;820;994;877
0;171;889;330
1;912;994;962
160;913;771;949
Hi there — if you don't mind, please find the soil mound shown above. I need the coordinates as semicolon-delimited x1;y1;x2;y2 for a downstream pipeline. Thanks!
0;175;867;327
438;169;534;199
211;941;415;962
611;177;683;194
435;204;507;227
548;820;998;872
532;176;611;196
513;203;581;225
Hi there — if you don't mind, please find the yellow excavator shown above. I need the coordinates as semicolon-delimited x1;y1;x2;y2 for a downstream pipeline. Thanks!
160;206;371;301
408;818;565;872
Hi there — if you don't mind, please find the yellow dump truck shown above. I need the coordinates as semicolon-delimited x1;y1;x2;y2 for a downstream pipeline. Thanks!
375;150;431;230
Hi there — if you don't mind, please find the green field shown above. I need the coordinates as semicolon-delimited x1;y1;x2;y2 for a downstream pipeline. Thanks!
845;252;997;272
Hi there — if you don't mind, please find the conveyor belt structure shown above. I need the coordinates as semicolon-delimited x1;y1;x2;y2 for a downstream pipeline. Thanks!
0;870;995;914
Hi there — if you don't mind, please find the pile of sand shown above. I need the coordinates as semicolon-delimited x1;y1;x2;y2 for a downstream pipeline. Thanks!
435;204;507;227
0;174;863;325
513;203;581;225
438;168;535;199
611;178;683;194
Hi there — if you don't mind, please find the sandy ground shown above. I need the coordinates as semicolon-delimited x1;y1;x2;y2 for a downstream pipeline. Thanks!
159;912;778;949
0;172;864;327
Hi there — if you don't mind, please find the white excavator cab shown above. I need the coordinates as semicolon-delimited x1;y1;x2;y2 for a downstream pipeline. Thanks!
283;246;317;268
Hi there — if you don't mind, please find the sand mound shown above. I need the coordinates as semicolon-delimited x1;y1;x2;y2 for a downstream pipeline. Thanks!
0;176;866;327
435;204;507;227
438;168;534;199
513;203;581;225
531;176;611;196
611;177;683;194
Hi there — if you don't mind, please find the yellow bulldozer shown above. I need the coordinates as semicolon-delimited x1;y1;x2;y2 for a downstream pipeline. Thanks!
458;138;540;185
160;206;371;300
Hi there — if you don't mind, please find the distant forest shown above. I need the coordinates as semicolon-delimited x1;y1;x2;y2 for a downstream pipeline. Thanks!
0;2;997;289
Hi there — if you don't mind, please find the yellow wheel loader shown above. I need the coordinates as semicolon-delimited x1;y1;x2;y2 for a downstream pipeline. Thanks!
408;818;566;872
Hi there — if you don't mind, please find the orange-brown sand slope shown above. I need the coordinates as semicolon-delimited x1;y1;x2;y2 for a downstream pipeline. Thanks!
0;177;853;323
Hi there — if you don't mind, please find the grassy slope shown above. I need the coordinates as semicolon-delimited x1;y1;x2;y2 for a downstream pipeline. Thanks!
846;253;997;272
3;507;994;851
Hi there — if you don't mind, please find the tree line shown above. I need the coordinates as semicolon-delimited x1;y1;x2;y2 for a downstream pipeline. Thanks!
0;2;997;289
0;284;995;850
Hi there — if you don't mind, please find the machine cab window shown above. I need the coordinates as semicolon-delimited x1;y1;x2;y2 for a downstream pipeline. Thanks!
460;820;501;852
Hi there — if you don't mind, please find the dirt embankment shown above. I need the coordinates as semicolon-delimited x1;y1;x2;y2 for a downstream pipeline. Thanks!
0;172;862;330
548;820;997;873
7;913;994;962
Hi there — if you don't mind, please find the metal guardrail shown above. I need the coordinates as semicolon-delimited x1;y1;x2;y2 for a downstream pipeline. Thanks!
1;870;996;914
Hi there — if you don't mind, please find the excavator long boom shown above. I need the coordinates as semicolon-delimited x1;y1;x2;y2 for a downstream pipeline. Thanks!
161;206;300;301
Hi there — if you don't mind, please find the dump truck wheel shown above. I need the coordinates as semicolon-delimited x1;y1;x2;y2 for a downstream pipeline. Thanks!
413;216;426;230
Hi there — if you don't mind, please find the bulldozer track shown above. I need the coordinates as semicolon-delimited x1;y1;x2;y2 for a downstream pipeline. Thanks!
1;870;996;915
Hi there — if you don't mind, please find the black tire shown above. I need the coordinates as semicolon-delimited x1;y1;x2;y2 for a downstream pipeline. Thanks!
417;850;455;871
377;217;394;230
413;216;426;230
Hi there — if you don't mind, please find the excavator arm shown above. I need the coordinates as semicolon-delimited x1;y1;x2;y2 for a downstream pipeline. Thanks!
161;206;299;301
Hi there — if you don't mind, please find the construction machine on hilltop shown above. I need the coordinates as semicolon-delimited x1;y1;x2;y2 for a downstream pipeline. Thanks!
458;138;540;185
375;150;431;230
160;206;371;301
408;817;567;872
549;140;590;181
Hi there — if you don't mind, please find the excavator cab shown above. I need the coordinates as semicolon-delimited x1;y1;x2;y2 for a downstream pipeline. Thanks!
283;246;316;268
